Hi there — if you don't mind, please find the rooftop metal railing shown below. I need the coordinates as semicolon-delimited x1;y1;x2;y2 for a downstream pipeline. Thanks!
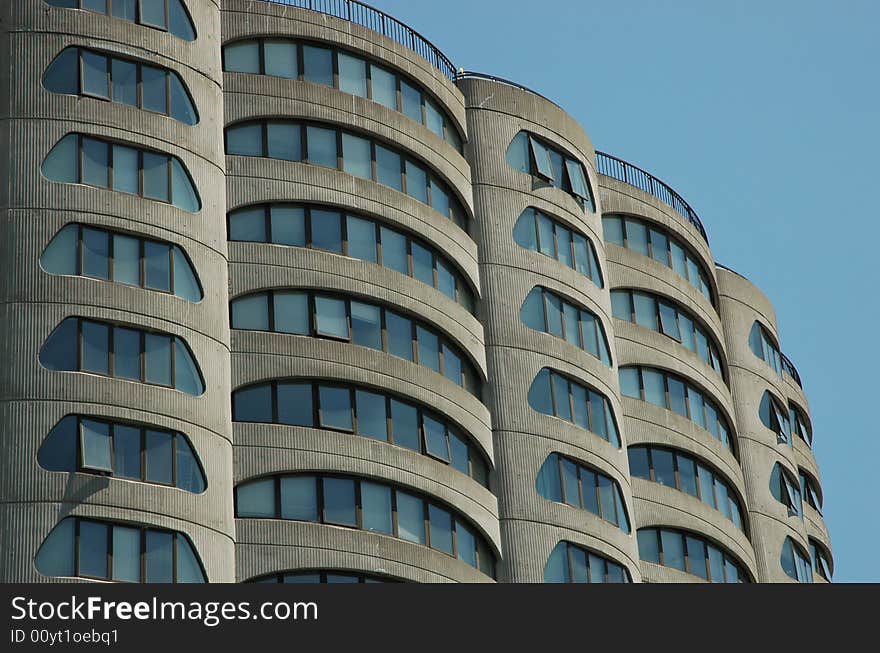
595;151;709;244
257;0;456;79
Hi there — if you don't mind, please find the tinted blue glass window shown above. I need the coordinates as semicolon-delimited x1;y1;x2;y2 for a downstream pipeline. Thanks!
303;45;333;86
145;530;173;583
82;50;109;98
114;326;141;380
270;206;306;246
280;476;317;521
144;241;171;292
267;122;300;161
224;41;260;73
273;291;309;335
43;48;79;95
350;301;382;350
144;333;171;385
145;429;172;485
277;383;314;427
78;521;108;579
319;386;353;431
81;320;109;374
405;160;427;203
81;227;110;279
42;134;79;183
390;399;419;452
311;209;342;252
168;0;196;41
82;137;109;188
231;294;269;331
346;216;377;262
361;482;393;534
227;123;263;156
264;40;297;79
396;491;425;544
306;125;337;168
141;65;167;114
323;478;357;526
237;478;275;517
142;151;169;201
356;389;387;441
380;226;408;274
342;133;372;179
40;318;78;371
385;311;413;361
112;525;140;582
370;64;397;109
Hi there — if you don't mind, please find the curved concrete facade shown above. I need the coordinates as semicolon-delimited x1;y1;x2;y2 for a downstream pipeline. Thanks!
0;0;831;583
0;0;234;581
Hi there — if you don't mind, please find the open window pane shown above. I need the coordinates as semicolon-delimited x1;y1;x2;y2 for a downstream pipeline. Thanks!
423;415;449;461
314;296;348;339
528;136;554;180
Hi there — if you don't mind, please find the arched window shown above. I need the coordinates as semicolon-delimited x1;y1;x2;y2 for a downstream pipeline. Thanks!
637;527;749;583
628;445;744;531
235;473;496;578
231;379;489;486
45;0;196;41
35;517;205;582
222;39;463;152
759;391;792;446
619;366;735;455
544;541;630;583
527;368;620;447
769;462;803;518
512;208;603;287
749;321;782;377
230;290;480;396
43;47;198;124
38;415;206;493
780;537;812;583
42;134;201;213
224;120;467;230
227;203;475;312
39;317;204;396
611;288;724;379
602;214;714;305
41;223;202;302
520;287;611;365
536;453;629;531
506;131;595;210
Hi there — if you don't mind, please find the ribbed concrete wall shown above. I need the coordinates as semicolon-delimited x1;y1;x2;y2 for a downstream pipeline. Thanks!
222;1;497;583
460;77;641;583
0;0;234;582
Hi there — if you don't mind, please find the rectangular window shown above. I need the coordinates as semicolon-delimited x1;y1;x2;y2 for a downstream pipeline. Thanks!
416;326;440;372
144;333;172;386
318;385;353;431
661;530;685;571
537;212;555;257
78;521;109;579
678;314;696;351
456;521;477;567
141;65;167;114
231;293;269;331
436;260;456;300
322;478;357;526
273;291;309;335
82;137;110;188
428;504;453;554
658;302;681;340
113;234;141;286
144;531;173;583
637;529;660;564
589;392;611;441
305;125;337;168
625;219;649;256
314;296;348;339
555;226;573;268
405;160;428;203
551;373;571;421
561;457;580;507
528;136;554;180
111;144;139;195
370;64;397;110
549;149;565;189
677;455;698;496
113;326;141;380
233;384;273;423
442;344;462;385
580;468;600;515
82;50;109;99
708;546;725;583
375;145;402;191
390;399;420;452
449;431;469;476
400;80;422;123
142;151;169;202
688;386;706;429
544;292;563;337
81;227;110;280
628;447;650;479
111;0;137;22
264;40;298;79
686;536;708;579
424;98;444;137
598;475;617;523
350;301;382;350
113;424;141;479
280;476;317;521
603;216;624;246
410;242;434;287
670;240;687;277
385;311;413;361
619;367;641;399
144;429;172;485
224;41;260;74
111;525;141;582
237;478;276;517
423;415;449;461
81;320;110;374
429;179;450;217
355;389;387;441
227;123;263;157
650;229;670;265
337;53;367;97
667;377;688;417
80;419;112;472
277;383;313;427
396;491;426;544
342;133;372;179
111;58;137;106
302;45;333;86
698;465;716;508
633;292;658;331
361;482;393;534
144;241;171;292
310;209;343;253
563;302;580;348
652;448;676;487
642;368;666;407
565;159;590;199
266;122;301;161
345;215;377;262
270;206;306;246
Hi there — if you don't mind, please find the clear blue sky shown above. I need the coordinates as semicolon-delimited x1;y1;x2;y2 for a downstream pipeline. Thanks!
366;0;879;582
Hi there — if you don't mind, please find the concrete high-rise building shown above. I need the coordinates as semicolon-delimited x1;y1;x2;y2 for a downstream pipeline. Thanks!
0;0;831;584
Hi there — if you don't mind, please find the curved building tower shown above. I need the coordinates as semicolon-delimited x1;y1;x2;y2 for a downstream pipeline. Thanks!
0;0;831;584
